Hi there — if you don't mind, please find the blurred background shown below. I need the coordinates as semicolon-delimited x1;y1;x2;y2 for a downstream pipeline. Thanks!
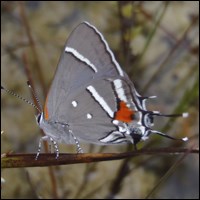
1;1;199;199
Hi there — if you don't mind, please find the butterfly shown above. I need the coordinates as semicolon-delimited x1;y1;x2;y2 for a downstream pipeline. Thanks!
2;22;188;159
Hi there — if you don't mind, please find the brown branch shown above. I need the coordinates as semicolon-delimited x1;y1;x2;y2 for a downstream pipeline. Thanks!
18;2;47;96
2;148;198;168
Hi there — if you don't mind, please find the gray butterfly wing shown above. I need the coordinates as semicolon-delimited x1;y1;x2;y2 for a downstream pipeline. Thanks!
45;22;125;116
54;76;135;145
44;22;135;144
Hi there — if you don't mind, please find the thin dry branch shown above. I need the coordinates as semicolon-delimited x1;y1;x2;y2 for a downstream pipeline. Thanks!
2;147;198;168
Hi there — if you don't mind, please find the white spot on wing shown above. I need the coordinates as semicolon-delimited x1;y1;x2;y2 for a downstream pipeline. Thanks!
83;21;124;77
72;101;78;107
65;47;98;73
87;113;92;119
87;85;114;118
112;120;119;125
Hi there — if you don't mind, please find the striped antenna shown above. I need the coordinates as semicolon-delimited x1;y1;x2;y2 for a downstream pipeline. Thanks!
152;111;189;118
150;129;188;142
147;111;189;142
1;85;41;113
27;81;42;113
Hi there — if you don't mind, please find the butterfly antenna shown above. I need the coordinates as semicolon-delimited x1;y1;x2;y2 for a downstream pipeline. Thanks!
148;111;189;141
151;111;189;118
1;85;41;113
150;129;188;141
27;81;43;113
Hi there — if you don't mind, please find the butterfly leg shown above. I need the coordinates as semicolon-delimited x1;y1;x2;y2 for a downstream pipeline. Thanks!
49;136;59;159
69;130;83;153
35;136;47;160
35;136;59;160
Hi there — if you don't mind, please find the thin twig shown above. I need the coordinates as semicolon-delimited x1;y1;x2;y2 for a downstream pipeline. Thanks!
2;148;198;168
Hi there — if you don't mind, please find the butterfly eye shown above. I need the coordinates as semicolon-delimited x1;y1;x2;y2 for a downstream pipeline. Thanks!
143;113;154;127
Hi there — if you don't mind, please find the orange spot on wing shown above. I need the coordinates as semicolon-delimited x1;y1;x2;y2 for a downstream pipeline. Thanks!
114;101;134;123
44;95;49;120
